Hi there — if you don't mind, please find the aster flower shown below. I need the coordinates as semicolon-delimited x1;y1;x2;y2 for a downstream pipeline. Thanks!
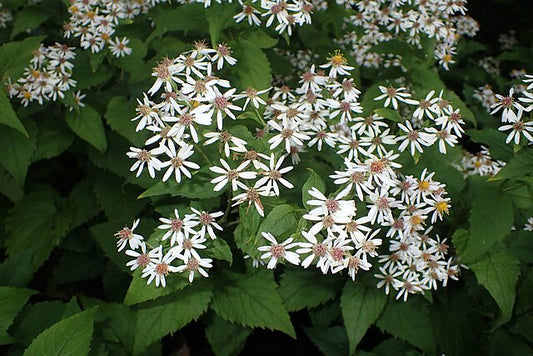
257;232;301;269
254;154;294;196
320;51;354;78
212;43;237;70
175;255;213;283
209;158;257;191
160;144;200;183
126;146;165;178
374;86;416;110
142;249;179;288
125;244;162;271
115;219;144;252
190;208;224;240
158;209;199;247
296;230;330;272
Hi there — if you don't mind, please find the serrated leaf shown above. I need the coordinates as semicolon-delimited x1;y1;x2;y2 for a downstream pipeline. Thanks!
24;308;97;356
0;90;28;136
211;270;296;338
0;166;23;202
133;286;212;354
302;169;326;209
279;269;341;312
462;182;513;261
123;269;190;306
138;173;223;199
376;298;436;353
32;119;74;161
374;108;404;123
0;35;46;79
304;326;349;356
492;149;533;181
206;3;238;45
467;128;514;161
105;96;146;146
232;40;272;91
0;287;37;345
470;246;520;322
246;30;278;48
66;105;107;152
205;315;251;356
256;204;297;241
0;125;36;186
340;282;386;353
205;238;233;264
146;3;207;42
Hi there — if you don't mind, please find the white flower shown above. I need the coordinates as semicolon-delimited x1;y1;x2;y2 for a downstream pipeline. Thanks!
254;154;294;195
204;130;247;157
367;187;399;224
115;219;144;252
320;51;354;78
268;120;310;153
142;249;179;288
233;86;269;109
374;266;403;295
127;146;165;178
233;5;262;26
424;127;457;154
231;186;270;217
374;86;416;110
172;234;207;261
212;43;237;70
397;121;433;156
524;217;533;231
490;88;524;122
209;158;257;191
158;209;199;246
257;232;301;269
296;230;330;272
160;144;200;183
191;208;224;240
498;112;533;144
412;90;439;121
175;255;213;283
109;37;132;57
125;244;162;271
201;87;242;130
435;109;465;136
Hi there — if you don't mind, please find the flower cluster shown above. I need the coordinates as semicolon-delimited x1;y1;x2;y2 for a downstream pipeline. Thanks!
492;74;533;145
64;0;152;56
0;1;12;28
5;43;78;107
115;208;223;286
335;0;478;70
454;147;504;177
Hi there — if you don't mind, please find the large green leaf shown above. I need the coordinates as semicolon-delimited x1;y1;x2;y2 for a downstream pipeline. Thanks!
146;3;207;42
133;286;212;354
104;96;146;146
0;125;37;186
32;119;74;161
467;128;514;161
0;35;46;78
232;39;272;91
461;182;513;261
211;270;296;338
206;2;238;45
470;245;520;322
376;298;436;353
24;308;97;356
340;282;386;353
256;204;297;241
304;326;349;356
0;90;28;136
66;105;107;152
138;172;224;199
123;269;190;306
205;315;251;356
279;269;342;312
10;7;53;39
492;149;533;181
0;287;37;345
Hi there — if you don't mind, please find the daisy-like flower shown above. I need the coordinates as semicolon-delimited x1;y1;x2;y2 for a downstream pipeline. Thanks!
209;158;257;191
202;87;242;130
254;154;294;195
327;98;363;122
395;275;424;301
345;215;372;244
297;64;328;94
133;93;161;131
374;86;416;110
109;37;132;57
360;128;397;156
344;254;372;280
158;209;199;247
320;51;354;78
491;88;524;122
204;130;247;158
325;235;354;274
212;43;237;70
115;219;144;252
435;109;465;136
524;217;533;231
336;130;367;160
258;232;301;269
412;90;439;121
307;126;337;151
374;265;403;295
127;146;165;178
268;120;310;153
175;254;213;283
351;114;390;136
233;4;262;26
424;127;457;154
397;121;433;156
142;249;179;288
305;187;356;219
233;86;270;109
231;186;270;217
296;230;330;272
191;208;224;240
125;243;162;271
148;57;182;96
160;144;200;183
367;187;398;224
498;111;533;144
172;234;207;260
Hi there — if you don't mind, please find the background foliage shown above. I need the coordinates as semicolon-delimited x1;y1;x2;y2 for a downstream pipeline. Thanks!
1;0;532;355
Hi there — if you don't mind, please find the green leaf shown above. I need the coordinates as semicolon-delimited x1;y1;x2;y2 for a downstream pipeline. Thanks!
374;108;404;123
410;65;445;91
138;173;224;199
304;326;349;356
24;308;97;356
206;3;238;45
0;166;23;202
0;125;36;186
105;96;146;146
0;35;46;79
467;128;514;161
205;315;251;356
11;7;53;39
462;182;513;261
211;270;296;338
90;222;130;273
133;286;212;354
470;246;520;322
146;3;207;42
232;40;272;91
205;238;233;264
0;287;37;345
376;298;436;353
302;168;326;209
279;269;341;312
0;90;28;136
32;118;74;161
340;282;386;353
234;204;262;257
246;30;278;48
123;269;190;306
256;204;297;241
446;90;476;125
66;105;107;152
492;149;533;181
